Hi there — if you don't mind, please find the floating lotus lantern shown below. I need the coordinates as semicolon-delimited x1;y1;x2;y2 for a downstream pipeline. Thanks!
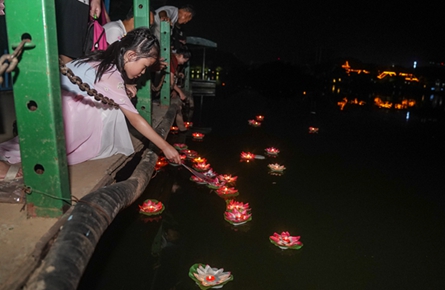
203;168;218;178
265;147;280;157
155;157;169;170
139;199;165;216
226;200;250;212
192;132;205;140
173;143;188;150
240;151;255;162
268;163;286;173
224;207;252;226
269;232;303;250
206;178;223;190
184;121;193;129
190;175;207;184
308;126;319;134
256;115;264;122
248;119;261;127
189;264;233;290
192;157;207;164
216;186;239;198
193;162;211;172
181;149;198;159
217;174;238;185
170;126;179;134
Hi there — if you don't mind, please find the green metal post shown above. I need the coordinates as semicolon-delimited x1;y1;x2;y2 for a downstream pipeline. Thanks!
133;0;152;123
160;22;171;106
5;0;71;217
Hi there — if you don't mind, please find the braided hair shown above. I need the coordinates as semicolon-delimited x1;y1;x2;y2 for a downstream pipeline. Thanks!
75;27;159;83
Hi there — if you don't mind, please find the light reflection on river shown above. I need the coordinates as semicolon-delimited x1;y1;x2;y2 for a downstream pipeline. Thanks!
78;90;445;290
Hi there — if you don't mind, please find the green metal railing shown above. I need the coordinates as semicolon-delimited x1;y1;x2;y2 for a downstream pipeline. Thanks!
133;0;152;122
5;0;70;217
4;0;155;217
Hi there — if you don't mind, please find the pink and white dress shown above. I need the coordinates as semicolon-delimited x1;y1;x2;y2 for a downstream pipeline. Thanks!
0;61;138;165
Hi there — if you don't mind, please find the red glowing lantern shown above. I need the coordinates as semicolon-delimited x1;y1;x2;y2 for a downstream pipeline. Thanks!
240;151;255;162
180;149;198;159
139;199;165;216
256;115;264;121
192;132;205;140
216;186;239;198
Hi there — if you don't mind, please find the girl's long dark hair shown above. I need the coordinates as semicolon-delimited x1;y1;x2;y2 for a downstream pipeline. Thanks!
75;27;159;83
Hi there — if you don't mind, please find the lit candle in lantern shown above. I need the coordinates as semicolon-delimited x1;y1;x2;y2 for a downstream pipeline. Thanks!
206;275;215;282
192;157;207;164
192;132;205;140
256;115;264;121
240;151;255;162
265;147;280;156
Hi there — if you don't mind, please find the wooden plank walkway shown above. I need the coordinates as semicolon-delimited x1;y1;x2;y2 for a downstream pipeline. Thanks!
0;91;174;289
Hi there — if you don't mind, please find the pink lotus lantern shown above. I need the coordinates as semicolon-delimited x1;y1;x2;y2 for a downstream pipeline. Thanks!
190;175;206;184
184;121;193;129
265;147;280;157
240;151;255;162
207;177;224;190
226;200;250;212
192;157;207;164
217;174;238;185
224;208;252;226
173;143;188;150
216;186;239;198
308;126;319;134
181;149;198;159
269;232;303;250
192;132;205;140
248;119;261;127
256;115;264;122
139;199;165;216
170;126;179;134
193;162;211;172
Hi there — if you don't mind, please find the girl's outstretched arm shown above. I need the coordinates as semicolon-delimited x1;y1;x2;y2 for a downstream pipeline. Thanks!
121;108;181;163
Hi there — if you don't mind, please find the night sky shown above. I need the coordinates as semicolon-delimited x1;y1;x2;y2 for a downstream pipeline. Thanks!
119;0;444;66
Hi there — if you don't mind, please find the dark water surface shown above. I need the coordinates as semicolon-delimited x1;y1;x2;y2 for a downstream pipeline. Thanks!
78;91;445;290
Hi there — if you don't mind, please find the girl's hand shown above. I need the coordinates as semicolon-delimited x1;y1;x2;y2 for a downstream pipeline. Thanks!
163;144;181;164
